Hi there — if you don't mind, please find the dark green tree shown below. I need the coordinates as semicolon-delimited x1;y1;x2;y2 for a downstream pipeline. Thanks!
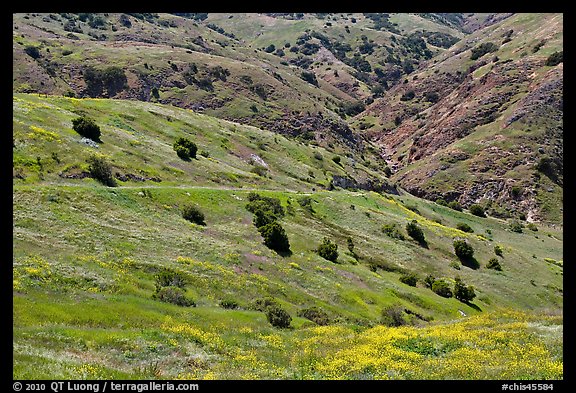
318;237;338;262
72;116;101;141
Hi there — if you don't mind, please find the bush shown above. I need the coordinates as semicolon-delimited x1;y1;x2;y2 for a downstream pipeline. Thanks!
182;204;206;225
470;42;499;60
508;219;523;233
545;51;563;66
332;155;341;165
220;298;239;309
253;296;280;311
381;305;407;327
154;269;187;292
154;286;195;307
435;198;448;206
258;221;291;253
266;304;292;328
527;223;538;232
456;222;474;233
406;220;426;244
297;307;330;326
454;277;476;303
300;71;319;86
399;272;418;287
432;280;453;298
486;258;502;271
400;90;415;101
453;239;474;259
253;209;276;228
72;116;101;141
246;193;285;218
448;201;462;211
87;155;116;187
173;137;197;160
494;244;503;257
24;45;41;59
318;237;338;262
424;274;436;289
469;204;486;217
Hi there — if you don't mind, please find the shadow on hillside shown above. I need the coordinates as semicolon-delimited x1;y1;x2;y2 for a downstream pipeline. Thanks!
276;249;293;258
466;302;482;312
459;256;480;270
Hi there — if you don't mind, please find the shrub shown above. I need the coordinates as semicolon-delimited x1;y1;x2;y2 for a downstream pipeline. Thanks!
173;137;197;160
182;204;206;225
253;209;276;228
297;307;330;326
494;244;503;257
24;45;41;59
87;155;116;187
432;280;453;298
424;274;435;289
406;220;426;244
313;151;323;160
435;198;448;206
527;223;538;232
456;222;474;233
154;269;187;292
448;201;463;211
400;90;415;101
297;196;315;213
250;165;268;177
332;155;341;165
266;305;292;328
508;219;523;233
154;286;195;307
300;71;319;86
453;239;474;259
318;237;338;262
545;51;563;66
454;277;476;303
246;194;285;219
72;115;101;141
470;42;499;60
253;297;280;311
220;298;239;309
486;258;502;271
399;272;418;287
469;204;486;217
258;221;291;253
381;305;407;327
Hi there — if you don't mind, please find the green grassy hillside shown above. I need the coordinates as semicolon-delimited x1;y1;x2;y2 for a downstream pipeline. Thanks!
13;94;562;379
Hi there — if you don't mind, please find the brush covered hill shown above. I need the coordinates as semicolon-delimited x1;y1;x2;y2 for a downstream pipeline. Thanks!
13;93;563;379
360;13;563;223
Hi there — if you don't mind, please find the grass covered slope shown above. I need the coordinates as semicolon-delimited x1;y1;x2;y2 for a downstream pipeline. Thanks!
13;94;562;379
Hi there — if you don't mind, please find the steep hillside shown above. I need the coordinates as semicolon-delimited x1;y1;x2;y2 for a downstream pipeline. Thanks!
360;13;563;223
13;94;563;379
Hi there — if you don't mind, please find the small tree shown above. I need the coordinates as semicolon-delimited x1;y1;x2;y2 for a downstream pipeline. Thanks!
318;237;338;262
72;115;101;141
448;201;463;211
182;204;206;225
173;137;197;160
154;286;195;307
266;304;292;328
24;45;41;59
399;272;418;287
432;280;453;298
259;221;291;253
297;307;330;326
494;244;503;257
454;277;476;303
406;220;426;245
486;258;503;271
469;204;486;217
456;223;474;233
381;305;407;327
453;239;474;259
87;154;116;187
424;273;436;289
